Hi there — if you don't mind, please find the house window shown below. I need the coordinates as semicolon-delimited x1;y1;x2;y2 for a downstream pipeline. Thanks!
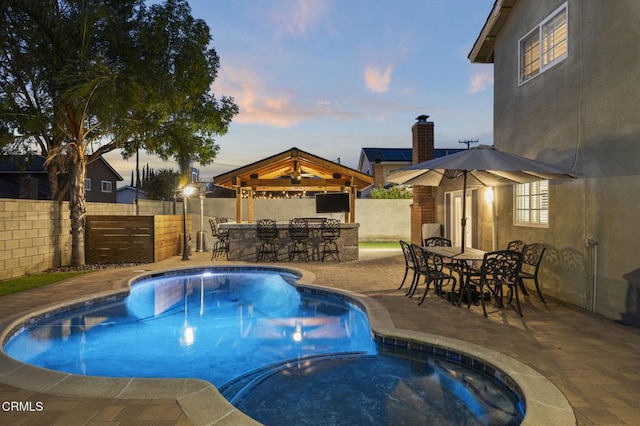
515;180;549;226
101;180;112;193
85;178;91;191
519;2;567;84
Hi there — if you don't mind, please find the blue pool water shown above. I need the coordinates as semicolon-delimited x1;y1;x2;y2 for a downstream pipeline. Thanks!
4;267;524;425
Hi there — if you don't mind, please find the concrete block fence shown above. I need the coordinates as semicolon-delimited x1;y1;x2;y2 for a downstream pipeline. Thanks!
0;198;410;280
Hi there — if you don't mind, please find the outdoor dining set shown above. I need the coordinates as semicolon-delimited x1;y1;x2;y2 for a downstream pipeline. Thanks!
399;237;546;317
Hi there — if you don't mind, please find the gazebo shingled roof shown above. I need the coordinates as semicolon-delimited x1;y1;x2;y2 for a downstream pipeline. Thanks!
212;147;373;223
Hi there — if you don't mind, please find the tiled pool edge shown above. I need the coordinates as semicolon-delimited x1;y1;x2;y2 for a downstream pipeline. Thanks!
294;282;576;426
0;264;576;425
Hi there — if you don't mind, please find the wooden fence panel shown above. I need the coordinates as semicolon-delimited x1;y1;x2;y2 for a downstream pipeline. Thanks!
86;216;155;263
154;215;190;261
86;215;188;264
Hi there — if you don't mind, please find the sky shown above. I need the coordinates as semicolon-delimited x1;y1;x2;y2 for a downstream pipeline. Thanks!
105;0;496;186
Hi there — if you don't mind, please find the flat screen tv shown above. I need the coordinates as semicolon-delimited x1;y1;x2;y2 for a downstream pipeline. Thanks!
315;192;350;213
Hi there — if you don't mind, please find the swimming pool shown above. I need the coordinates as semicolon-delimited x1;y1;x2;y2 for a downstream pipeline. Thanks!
0;266;573;424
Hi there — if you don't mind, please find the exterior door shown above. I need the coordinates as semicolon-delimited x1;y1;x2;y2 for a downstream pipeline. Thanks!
446;190;475;248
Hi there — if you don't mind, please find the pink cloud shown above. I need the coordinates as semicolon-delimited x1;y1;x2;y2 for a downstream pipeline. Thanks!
468;67;494;94
364;64;394;93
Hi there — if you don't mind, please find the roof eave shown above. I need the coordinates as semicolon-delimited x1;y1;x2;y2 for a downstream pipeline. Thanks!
468;0;517;64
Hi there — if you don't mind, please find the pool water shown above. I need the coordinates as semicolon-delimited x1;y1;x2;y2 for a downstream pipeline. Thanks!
4;268;524;425
5;270;375;385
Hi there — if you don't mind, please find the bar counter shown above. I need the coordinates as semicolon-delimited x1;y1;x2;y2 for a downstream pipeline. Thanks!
219;221;359;262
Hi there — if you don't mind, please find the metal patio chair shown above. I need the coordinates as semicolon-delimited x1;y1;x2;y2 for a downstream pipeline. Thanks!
287;218;310;261
517;243;547;303
320;218;341;262
470;250;523;317
256;219;279;261
408;244;457;305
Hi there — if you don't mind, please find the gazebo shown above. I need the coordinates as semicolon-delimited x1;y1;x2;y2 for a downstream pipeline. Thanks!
212;147;373;223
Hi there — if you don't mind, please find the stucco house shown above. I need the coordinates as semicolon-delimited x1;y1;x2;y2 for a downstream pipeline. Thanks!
468;0;640;326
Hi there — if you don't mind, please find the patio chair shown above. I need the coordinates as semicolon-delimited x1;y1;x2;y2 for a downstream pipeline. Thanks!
256;219;279;261
288;218;310;261
423;236;452;248
320;218;341;262
505;240;527;293
210;217;230;260
506;239;526;253
470;250;523;317
399;240;417;290
423;236;454;273
517;243;547;303
408;244;457;305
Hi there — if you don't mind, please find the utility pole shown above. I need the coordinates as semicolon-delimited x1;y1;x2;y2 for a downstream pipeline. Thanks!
459;139;478;149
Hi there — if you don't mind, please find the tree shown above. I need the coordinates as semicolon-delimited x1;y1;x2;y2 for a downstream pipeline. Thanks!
141;167;178;201
0;0;238;266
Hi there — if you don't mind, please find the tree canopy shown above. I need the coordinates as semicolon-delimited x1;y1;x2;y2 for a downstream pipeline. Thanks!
0;0;238;265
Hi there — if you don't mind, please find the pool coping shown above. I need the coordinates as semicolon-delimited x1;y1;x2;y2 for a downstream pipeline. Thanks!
0;264;576;425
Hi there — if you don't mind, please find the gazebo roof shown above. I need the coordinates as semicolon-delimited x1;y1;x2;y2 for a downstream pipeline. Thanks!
213;147;373;192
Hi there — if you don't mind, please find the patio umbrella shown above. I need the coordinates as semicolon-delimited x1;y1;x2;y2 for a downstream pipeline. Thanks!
386;145;577;252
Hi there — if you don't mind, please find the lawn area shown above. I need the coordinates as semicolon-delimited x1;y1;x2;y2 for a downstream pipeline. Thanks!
0;271;88;297
359;241;401;250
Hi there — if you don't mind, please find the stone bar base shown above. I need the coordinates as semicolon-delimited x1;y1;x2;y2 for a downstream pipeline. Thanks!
220;222;359;262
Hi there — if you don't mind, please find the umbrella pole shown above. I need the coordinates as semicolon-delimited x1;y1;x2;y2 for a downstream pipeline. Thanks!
461;171;467;253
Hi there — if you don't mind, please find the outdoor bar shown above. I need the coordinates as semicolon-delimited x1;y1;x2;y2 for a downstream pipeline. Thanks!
219;221;360;261
211;147;373;261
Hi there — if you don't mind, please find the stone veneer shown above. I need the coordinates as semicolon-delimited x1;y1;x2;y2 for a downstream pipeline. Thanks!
221;222;360;262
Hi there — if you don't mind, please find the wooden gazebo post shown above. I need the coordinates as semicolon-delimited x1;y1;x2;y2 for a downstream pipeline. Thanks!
234;177;242;223
247;188;254;222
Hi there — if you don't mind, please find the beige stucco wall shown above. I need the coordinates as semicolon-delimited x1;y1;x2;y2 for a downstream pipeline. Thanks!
488;0;640;323
189;197;412;243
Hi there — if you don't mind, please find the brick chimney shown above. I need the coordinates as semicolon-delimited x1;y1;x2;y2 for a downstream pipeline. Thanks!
411;115;436;244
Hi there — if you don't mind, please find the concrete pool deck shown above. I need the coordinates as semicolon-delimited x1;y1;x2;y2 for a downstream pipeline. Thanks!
0;249;638;425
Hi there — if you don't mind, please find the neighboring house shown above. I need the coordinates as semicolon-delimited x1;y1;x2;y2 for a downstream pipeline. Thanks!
116;185;147;204
358;147;464;197
0;154;123;203
84;156;124;203
468;0;640;326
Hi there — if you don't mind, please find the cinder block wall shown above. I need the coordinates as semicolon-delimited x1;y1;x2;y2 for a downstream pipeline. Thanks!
0;197;411;280
0;199;173;280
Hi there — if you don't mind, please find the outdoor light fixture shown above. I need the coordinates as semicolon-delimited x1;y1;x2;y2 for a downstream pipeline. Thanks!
484;187;494;204
182;185;195;261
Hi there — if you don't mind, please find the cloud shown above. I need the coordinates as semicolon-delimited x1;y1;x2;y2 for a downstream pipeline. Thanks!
213;64;358;128
468;67;494;94
364;64;394;93
271;0;329;38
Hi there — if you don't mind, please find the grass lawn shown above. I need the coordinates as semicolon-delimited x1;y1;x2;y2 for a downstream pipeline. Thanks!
359;241;401;250
0;272;88;297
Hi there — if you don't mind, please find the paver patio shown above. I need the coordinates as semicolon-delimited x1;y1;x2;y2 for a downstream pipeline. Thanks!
0;249;638;425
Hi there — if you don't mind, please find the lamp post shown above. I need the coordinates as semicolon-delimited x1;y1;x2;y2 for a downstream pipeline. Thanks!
182;185;195;261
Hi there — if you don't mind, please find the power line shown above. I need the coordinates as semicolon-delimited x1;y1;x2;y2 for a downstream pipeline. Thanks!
458;139;478;149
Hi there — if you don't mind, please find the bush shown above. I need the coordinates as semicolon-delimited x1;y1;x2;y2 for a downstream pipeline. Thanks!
370;186;413;199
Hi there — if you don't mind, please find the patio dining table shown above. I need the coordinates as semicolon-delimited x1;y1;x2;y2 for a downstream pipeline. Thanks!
424;246;487;306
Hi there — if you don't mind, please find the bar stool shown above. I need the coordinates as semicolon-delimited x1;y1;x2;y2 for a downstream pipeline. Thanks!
210;217;230;260
320;218;340;262
288;218;309;261
256;219;279;261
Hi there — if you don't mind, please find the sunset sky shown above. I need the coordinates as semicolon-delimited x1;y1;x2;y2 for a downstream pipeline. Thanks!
106;0;495;185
